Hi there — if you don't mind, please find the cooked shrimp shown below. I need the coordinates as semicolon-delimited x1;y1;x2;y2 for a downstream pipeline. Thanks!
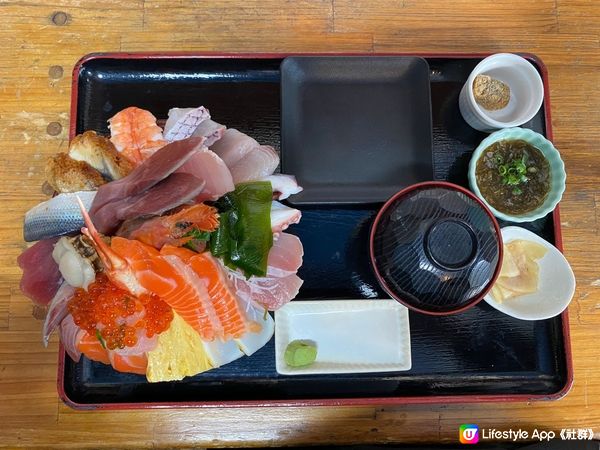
77;196;148;297
108;107;167;165
129;203;220;249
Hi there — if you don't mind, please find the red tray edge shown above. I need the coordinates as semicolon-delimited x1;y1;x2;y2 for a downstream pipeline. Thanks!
60;51;573;410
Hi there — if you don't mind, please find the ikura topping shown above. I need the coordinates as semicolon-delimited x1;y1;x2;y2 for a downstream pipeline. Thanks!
68;273;173;350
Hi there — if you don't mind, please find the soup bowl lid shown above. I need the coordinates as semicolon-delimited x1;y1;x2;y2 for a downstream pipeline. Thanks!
370;181;503;315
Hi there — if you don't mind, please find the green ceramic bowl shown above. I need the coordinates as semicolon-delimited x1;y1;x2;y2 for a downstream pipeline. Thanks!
468;128;566;223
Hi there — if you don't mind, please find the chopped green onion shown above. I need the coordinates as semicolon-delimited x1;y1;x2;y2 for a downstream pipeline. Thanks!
96;329;106;349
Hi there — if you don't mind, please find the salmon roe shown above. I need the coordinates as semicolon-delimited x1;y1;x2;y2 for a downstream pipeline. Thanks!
68;273;173;350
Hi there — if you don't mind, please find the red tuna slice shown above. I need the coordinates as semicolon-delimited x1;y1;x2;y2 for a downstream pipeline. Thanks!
90;136;206;215
17;238;62;306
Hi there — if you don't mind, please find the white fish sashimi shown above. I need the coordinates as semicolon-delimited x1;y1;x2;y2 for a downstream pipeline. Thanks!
261;174;303;200
228;267;303;312
230;145;279;184
192;118;226;146
164;107;211;142
271;201;301;233
23;191;96;242
42;282;75;347
209;128;258;167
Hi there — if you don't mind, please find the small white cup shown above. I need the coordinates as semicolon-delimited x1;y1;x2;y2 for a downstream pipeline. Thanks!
459;53;544;132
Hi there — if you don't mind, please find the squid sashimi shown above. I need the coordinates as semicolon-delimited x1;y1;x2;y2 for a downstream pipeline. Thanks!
109;107;167;165
17;238;63;304
127;203;219;249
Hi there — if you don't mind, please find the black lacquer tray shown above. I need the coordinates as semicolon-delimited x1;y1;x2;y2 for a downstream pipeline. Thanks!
60;53;572;409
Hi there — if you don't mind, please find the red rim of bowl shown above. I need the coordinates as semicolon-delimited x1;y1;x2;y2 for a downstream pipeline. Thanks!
369;181;504;316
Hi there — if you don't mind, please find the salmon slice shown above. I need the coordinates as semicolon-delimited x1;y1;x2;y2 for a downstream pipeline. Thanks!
78;331;149;375
109;352;148;375
77;332;110;365
158;255;222;340
161;246;258;339
110;237;220;340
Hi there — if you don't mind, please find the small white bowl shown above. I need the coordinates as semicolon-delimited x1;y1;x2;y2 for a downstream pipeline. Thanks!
459;53;544;132
483;226;575;321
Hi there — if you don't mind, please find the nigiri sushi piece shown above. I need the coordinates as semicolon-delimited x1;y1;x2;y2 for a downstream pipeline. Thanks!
23;191;96;242
163;107;210;142
108;107;167;165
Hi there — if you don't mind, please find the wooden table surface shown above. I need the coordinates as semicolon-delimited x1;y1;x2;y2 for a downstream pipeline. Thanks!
1;0;599;447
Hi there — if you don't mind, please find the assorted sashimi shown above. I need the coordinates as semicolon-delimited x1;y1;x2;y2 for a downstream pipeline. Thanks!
18;105;304;382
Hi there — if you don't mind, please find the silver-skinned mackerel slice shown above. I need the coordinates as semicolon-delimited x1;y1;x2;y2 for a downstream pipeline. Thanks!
23;191;96;242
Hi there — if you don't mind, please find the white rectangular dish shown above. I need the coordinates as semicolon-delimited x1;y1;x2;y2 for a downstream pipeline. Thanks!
274;299;411;375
